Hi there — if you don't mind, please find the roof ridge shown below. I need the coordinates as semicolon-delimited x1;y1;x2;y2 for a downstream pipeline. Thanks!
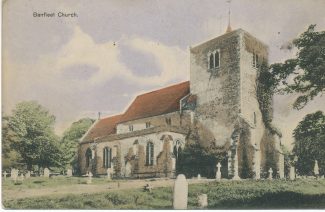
136;81;189;97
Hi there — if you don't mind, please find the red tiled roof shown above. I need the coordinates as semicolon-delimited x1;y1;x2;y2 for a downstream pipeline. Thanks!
81;81;190;142
82;114;123;141
121;81;190;122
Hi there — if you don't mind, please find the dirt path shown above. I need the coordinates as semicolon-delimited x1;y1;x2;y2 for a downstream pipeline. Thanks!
2;179;215;201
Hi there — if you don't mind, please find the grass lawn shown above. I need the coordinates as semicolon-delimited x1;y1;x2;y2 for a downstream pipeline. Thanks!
3;178;325;209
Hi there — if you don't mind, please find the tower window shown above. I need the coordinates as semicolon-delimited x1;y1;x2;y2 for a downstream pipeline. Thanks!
209;53;214;69
215;50;220;68
253;52;259;68
146;142;154;166
208;50;220;69
103;147;112;168
253;112;257;125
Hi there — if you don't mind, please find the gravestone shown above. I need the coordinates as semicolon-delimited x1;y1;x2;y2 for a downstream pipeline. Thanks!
216;162;222;180
314;160;319;177
11;169;18;182
3;171;7;180
87;172;93;184
197;174;201;180
289;166;295;180
107;168;111;180
44;168;50;178
67;169;73;177
268;168;273;180
25;171;31;179
197;194;208;208
173;174;188;209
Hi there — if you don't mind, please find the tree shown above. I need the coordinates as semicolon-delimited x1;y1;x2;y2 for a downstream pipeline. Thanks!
60;118;95;171
8;101;62;170
293;111;325;175
2;115;22;170
270;25;325;109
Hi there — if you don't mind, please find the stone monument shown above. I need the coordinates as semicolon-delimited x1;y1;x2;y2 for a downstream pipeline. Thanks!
67;169;73;177
289;166;295;180
87;172;93;184
44;168;50;178
173;174;188;209
314;160;319;177
197;194;208;208
268;168;273;180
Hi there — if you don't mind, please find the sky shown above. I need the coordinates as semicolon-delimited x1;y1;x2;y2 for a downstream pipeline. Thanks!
2;0;325;149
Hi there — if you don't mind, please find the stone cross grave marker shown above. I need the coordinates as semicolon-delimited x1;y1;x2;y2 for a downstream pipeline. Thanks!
268;168;273;180
289;166;295;180
173;174;188;209
216;162;222;180
25;171;31;179
314;160;319;176
197;194;208;208
87;172;93;184
67;169;73;177
44;168;50;178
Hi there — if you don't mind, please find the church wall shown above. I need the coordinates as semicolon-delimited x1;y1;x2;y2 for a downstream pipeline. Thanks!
79;130;186;177
190;31;241;146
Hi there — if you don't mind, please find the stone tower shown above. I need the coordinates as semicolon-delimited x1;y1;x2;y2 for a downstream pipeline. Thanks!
189;29;277;179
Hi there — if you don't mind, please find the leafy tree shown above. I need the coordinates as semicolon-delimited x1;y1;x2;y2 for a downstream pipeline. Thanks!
60;118;95;171
270;24;325;109
8;101;61;170
293;111;325;175
2;115;22;170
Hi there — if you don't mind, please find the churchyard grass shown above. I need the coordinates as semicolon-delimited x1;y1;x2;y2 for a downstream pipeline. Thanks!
3;179;325;209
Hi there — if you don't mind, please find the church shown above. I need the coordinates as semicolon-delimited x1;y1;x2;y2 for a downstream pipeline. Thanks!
78;27;285;180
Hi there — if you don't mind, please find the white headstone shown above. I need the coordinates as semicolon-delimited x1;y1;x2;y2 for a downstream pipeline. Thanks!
11;169;18;182
3;171;7;180
173;174;188;209
87;172;93;184
216;162;222;180
197;194;208;208
197;174;201;180
107;168;111;180
25;171;31;179
67;169;73;177
44;168;50;178
289;166;295;180
268;168;273;180
314;160;319;176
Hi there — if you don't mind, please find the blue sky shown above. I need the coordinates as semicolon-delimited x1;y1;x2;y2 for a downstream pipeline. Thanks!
2;0;325;149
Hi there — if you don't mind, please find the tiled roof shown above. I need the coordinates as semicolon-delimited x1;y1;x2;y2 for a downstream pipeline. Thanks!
82;114;123;141
121;81;190;123
81;81;190;142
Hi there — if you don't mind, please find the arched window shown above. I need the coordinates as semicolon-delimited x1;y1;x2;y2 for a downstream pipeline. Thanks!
214;51;220;68
209;53;214;69
146;142;154;166
173;140;182;160
103;147;112;168
85;148;92;168
253;112;257;125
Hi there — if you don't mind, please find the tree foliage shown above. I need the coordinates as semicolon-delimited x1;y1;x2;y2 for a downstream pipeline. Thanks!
293;111;325;175
270;25;325;109
8;101;62;170
60;118;95;170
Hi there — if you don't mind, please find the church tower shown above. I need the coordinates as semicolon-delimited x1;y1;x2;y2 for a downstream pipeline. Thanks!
189;29;278;179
